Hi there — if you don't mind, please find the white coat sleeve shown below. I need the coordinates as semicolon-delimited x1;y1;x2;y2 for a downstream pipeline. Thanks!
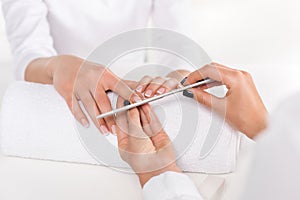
1;0;57;80
143;171;203;200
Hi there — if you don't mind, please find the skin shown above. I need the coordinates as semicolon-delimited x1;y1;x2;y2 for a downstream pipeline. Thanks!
115;97;181;187
116;63;268;187
182;63;268;139
25;55;142;135
25;54;189;135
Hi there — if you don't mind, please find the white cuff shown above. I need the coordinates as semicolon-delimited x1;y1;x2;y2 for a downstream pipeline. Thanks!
143;171;202;200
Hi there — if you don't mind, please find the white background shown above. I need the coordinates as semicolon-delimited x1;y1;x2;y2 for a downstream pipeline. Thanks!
0;0;300;200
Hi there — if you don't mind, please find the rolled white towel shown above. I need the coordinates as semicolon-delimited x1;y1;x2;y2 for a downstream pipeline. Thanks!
0;81;241;173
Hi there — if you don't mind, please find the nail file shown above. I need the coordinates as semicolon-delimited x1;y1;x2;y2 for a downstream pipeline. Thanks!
96;78;215;119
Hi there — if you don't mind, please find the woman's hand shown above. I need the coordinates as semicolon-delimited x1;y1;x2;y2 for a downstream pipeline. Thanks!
133;69;190;98
182;63;268;139
25;55;141;135
134;75;178;98
115;97;181;187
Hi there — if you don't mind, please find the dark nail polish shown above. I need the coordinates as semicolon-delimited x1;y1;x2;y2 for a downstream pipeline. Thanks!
180;77;188;85
183;90;194;98
124;100;131;106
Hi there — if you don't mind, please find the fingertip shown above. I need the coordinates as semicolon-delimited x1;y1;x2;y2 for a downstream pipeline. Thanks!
182;89;194;99
80;118;90;128
124;100;131;106
180;77;188;85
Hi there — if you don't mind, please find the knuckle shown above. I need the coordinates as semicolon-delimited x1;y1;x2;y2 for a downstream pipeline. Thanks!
241;70;252;79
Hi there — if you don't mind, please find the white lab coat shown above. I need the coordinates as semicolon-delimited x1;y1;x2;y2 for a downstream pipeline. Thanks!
1;0;194;80
142;92;300;200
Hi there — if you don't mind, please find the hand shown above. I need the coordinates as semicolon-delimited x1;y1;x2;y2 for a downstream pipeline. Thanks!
26;55;141;135
182;63;268;138
115;97;181;187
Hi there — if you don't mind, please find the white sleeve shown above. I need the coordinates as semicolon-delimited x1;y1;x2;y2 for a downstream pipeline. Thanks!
143;171;203;200
1;0;57;80
238;93;300;200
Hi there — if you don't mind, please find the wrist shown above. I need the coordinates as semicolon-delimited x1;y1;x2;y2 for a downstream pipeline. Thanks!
137;163;182;187
244;110;268;139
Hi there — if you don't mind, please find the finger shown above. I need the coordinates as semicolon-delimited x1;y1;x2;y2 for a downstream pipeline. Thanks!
127;107;144;138
197;81;222;90
123;80;138;90
135;75;153;93
144;77;165;98
184;88;223;109
115;97;129;153
99;69;142;103
94;88;116;134
79;91;109;135
70;95;90;128
157;78;179;94
139;106;153;137
183;64;233;87
146;108;171;150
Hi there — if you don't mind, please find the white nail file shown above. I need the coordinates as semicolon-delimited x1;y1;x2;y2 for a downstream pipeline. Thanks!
96;78;215;119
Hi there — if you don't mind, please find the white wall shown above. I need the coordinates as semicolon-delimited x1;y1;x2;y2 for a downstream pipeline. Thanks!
0;2;13;107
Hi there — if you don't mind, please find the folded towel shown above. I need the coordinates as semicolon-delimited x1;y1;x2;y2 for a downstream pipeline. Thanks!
0;82;241;173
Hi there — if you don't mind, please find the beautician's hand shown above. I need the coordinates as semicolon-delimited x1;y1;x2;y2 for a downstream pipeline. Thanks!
115;97;181;187
182;63;268;138
25;55;141;135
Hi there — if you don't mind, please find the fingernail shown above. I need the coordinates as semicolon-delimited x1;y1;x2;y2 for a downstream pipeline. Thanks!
136;85;143;93
157;87;166;94
145;90;152;97
111;125;117;136
133;95;142;102
100;125;109;136
180;77;188;85
183;90;194;98
124;100;131;106
81;118;90;128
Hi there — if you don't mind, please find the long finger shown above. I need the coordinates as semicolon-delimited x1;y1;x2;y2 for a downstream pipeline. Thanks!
183;64;233;87
99;69;142;103
94;87;116;134
115;97;129;153
79;91;109;135
70;95;90;128
135;75;153;94
157;78;179;94
144;77;165;98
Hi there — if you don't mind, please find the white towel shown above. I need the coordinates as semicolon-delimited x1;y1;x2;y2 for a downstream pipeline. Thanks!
0;82;241;173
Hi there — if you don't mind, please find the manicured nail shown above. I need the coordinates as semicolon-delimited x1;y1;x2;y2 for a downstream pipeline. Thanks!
133;95;142;102
124;100;131;106
136;85;143;93
81;118;90;128
180;77;188;85
111;125;117;136
100;125;109;136
145;90;152;97
157;87;166;94
183;90;194;98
